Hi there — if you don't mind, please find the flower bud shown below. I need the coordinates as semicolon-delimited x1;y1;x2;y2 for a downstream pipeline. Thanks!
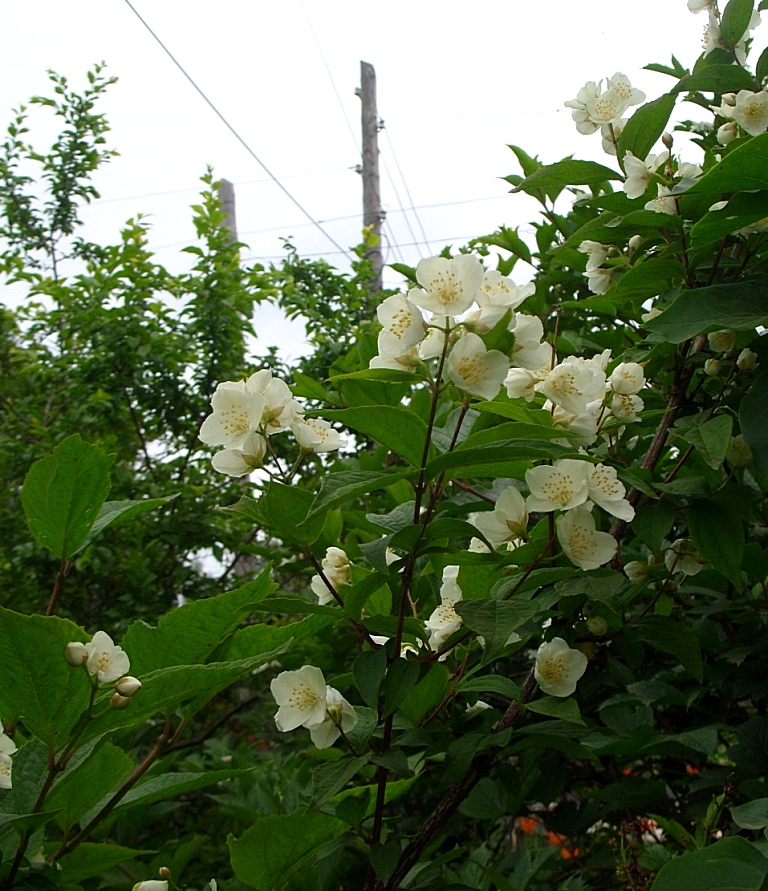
737;348;758;372
707;329;736;353
727;434;753;468
717;121;737;145
586;616;609;636
132;883;168;891
662;131;674;150
628;234;643;252
110;692;132;711
624;560;650;582
115;676;142;697
158;868;172;880
64;642;88;667
704;358;721;377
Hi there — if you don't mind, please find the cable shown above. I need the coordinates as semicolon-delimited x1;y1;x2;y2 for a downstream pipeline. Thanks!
382;128;432;253
300;1;360;154
381;157;422;260
241;234;480;262
120;0;352;259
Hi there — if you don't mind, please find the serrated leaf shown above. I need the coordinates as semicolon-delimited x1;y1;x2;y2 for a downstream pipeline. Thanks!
456;600;540;659
307;469;415;519
312;756;371;808
689;501;744;586
608;258;685;305
645;278;768;342
58;843;155;883
79;495;176;553
512;160;621;201
731;797;768;830
633;616;703;681
353;649;387;710
400;663;449;724
618;92;677;162
323;406;429;468
382;658;420;718
650;835;768;891
720;0;755;45
526;696;585;725
225;483;325;546
673;413;733;469
458;674;522;702
675;64;756;95
22;434;113;559
686;131;768;194
741;373;768;475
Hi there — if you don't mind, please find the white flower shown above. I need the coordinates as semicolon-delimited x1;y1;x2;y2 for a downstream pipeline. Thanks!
376;292;427;351
645;185;677;215
291;417;347;452
306;687;359;749
418;317;457;360
0;733;17;790
578;240;610;272
409;254;484;317
271;665;328;732
425;566;463;654
447;333;510;401
526;459;590;513
504;367;538;401
733;90;768;136
65;641;88;666
556;506;618;570
198;379;267;449
609;362;645;395
565;75;643;134
369;337;422;371
586;267;614;295
245;370;304;434
601;118;627;154
550;402;601;448
704;358;722;377
708;329;736;353
610;392;644;423
310;546;351;605
607;73;646;108
727;434;753;467
470;485;528;548
210;431;267;477
132;883;168;891
623;150;668;200
587;464;635;521
85;631;131;686
664;539;706;576
511;314;552;370
737;348;758;371
534;638;588;697
543;357;607;415
688;0;713;11
624;560;650;582
712;93;737;119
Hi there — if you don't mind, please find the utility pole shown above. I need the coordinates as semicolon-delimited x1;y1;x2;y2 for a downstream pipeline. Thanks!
356;61;384;294
218;178;237;244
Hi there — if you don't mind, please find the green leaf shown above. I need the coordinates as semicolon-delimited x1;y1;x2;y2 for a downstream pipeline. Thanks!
219;614;331;662
47;740;133;831
741;373;768;475
400;663;450;724
307;469;416;519
228;813;344;891
456;600;540;658
757;46;768;85
80;495;176;552
690;191;768;245
607;258;685;305
512;160;622;200
122;568;277;675
21;434;114;559
673;413;733;469
458;674;522;702
618;92;677;162
675;64;756;96
324;406;429;467
425;441;569;481
0;608;91;748
720;0;755;45
382;658;420;718
312;756;371;808
632;501;677;554
687;132;768;193
353;649;387;710
507;144;542;178
526;696;585;726
650;836;768;891
633;616;703;681
645;278;768;342
58;843;156;883
689;501;744;586
225;483;325;546
731;797;768;830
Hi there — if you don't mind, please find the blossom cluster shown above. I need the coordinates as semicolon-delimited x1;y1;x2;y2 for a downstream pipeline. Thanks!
369;254;548;402
270;665;358;749
65;631;141;709
199;369;347;476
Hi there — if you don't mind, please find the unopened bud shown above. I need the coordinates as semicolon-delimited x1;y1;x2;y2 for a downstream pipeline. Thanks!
586;616;609;636
717;121;737;145
158;868;172;880
628;234;643;252
662;131;674;150
737;348;758;371
704;358;721;377
110;693;132;711
727;434;753;468
115;676;142;697
65;642;88;667
624;560;650;582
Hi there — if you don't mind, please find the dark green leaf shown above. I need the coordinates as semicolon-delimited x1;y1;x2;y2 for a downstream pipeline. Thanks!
673;413;733;469
526;696;585;726
690;191;768;245
382;658;420;718
456;600;540;658
312;756;371;808
741;373;768;475
650;836;768;891
22;434;113;559
425;442;570;480
458;674;522;702
689;501;744;586
720;0;755;45
225;483;325;546
323;406;429;468
687;132;768;194
618;92;677;162
400;663;450;724
645;278;768;342
757;46;768;85
675;64;756;95
608;259;685;305
632;501;677;554
307;470;415;519
731;797;768;830
80;495;176;552
353;649;387;710
633;616;703;681
512;160;622;200
58;843;155;883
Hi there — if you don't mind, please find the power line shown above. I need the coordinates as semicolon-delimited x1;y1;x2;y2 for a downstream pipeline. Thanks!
241;233;481;262
382;128;432;253
120;0;352;260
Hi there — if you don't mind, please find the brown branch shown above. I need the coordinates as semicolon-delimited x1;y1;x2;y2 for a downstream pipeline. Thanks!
45;558;70;617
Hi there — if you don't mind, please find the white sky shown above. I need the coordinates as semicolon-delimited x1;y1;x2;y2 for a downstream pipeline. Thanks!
0;1;747;355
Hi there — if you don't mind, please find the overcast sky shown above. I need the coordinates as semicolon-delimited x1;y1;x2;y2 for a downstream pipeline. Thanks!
1;1;756;354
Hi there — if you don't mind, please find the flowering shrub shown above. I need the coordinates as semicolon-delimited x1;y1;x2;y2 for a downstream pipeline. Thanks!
3;2;768;889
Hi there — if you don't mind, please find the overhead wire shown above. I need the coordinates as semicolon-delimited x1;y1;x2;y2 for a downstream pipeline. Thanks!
381;128;432;254
120;0;352;259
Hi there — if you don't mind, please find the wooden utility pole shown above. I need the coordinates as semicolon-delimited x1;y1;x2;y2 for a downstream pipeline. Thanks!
356;61;384;294
218;178;238;244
